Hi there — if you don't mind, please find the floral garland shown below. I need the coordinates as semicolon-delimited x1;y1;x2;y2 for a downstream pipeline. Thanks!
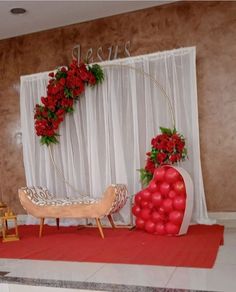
34;60;104;146
140;127;187;186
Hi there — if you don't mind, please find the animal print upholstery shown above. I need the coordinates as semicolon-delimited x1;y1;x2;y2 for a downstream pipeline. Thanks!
108;184;128;214
21;186;98;206
20;184;128;212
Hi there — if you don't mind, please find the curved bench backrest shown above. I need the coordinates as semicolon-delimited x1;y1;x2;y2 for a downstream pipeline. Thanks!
108;184;128;215
20;186;55;204
18;184;128;219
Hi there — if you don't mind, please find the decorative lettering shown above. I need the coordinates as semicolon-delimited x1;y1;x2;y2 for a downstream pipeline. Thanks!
72;41;131;62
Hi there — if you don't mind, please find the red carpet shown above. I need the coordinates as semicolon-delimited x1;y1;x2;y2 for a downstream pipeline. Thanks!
0;224;223;268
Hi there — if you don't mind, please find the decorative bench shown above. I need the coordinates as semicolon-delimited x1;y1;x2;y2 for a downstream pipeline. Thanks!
18;184;128;238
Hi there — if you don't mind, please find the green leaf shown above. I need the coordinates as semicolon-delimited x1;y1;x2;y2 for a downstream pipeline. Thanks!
47;111;56;119
64;87;73;98
89;64;104;84
40;135;59;146
137;168;153;187
55;70;67;80
65;107;74;113
150;148;158;161
159;126;173;135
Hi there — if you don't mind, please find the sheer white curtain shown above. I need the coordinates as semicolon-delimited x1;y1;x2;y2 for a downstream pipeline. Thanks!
20;47;212;225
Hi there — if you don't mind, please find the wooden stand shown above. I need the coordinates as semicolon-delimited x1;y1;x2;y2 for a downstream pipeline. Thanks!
0;202;8;237
1;211;19;242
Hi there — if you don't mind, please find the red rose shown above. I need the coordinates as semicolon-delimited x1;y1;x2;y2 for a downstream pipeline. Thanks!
56;109;65;116
169;154;178;163
41;97;48;105
88;73;96;85
42;110;48;118
51;85;60;95
145;158;155;174
166;140;175;152
176;141;185;152
60;67;67;73
59;78;66;86
70;60;78;69
52;121;60;130
79;70;90;81
157;152;167;164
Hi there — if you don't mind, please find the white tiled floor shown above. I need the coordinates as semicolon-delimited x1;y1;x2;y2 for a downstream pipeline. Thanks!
0;284;103;292
86;264;175;287
0;227;236;292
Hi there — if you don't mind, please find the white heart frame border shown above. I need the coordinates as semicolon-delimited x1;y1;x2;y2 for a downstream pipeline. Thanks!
163;165;194;235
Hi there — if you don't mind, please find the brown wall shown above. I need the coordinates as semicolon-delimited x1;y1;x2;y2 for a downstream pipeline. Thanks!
0;1;236;213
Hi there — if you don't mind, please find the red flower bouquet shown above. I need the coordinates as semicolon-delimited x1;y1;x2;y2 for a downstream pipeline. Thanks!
140;127;187;186
34;60;104;146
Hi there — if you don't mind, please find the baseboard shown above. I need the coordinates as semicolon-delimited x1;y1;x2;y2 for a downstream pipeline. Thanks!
208;212;236;228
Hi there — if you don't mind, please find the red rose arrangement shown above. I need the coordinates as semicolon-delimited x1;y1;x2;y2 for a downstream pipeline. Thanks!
34;60;104;146
140;127;187;186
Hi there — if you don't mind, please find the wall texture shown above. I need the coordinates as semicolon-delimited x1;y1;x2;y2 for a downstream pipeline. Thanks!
0;1;235;213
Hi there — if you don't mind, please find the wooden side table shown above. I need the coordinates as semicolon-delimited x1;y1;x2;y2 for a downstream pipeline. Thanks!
1;211;19;242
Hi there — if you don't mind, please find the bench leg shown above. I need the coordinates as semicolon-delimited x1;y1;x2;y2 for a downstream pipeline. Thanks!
39;218;44;237
56;218;60;230
107;214;116;229
95;218;104;239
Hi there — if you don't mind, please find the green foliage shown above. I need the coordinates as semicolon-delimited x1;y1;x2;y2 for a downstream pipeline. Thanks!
65;107;74;113
89;64;104;84
55;70;67;80
40;135;59;146
150;148;158;161
47;111;57;119
138;168;153;187
159;126;176;135
64;87;73;98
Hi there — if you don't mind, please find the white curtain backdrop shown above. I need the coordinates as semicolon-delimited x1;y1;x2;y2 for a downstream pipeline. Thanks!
20;47;213;225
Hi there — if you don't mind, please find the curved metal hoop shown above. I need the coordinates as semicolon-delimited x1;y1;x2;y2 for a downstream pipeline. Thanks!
49;62;176;195
101;63;176;128
49;146;87;196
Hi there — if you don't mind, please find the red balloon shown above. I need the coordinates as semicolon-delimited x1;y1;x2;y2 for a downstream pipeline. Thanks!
173;180;186;196
168;190;177;199
136;217;145;229
151;191;163;207
173;196;186;211
151;211;163;223
148;181;159;192
145;220;156;233
155;222;166;235
169;210;184;225
153;167;166;182
148;202;154;210
141;200;149;208
134;193;142;205
160;182;171;196
165;222;180;235
162;198;174;213
158;206;166;215
140;208;151;220
132;205;141;217
140;189;152;201
165;167;180;184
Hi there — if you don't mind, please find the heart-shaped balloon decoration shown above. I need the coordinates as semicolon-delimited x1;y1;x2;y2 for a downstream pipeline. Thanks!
132;165;193;236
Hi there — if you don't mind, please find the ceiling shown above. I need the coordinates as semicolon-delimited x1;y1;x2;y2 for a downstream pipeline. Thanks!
0;1;174;40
